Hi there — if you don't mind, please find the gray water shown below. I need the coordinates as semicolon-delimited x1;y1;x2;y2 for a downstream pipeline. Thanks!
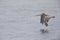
0;0;60;40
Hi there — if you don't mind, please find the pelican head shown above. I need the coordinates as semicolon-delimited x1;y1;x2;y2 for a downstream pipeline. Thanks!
42;13;48;16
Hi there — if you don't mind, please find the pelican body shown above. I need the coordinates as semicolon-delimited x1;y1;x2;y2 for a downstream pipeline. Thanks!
36;13;55;27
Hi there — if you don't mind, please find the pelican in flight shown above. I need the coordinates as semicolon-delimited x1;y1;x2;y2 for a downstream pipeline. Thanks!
36;13;55;30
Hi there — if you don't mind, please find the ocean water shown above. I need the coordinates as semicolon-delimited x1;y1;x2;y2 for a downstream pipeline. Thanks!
0;0;60;40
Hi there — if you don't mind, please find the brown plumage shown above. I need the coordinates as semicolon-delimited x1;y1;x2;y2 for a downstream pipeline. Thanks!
36;13;55;27
40;13;47;24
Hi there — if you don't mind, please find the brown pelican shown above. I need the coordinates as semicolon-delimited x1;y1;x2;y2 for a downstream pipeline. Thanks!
36;13;55;31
